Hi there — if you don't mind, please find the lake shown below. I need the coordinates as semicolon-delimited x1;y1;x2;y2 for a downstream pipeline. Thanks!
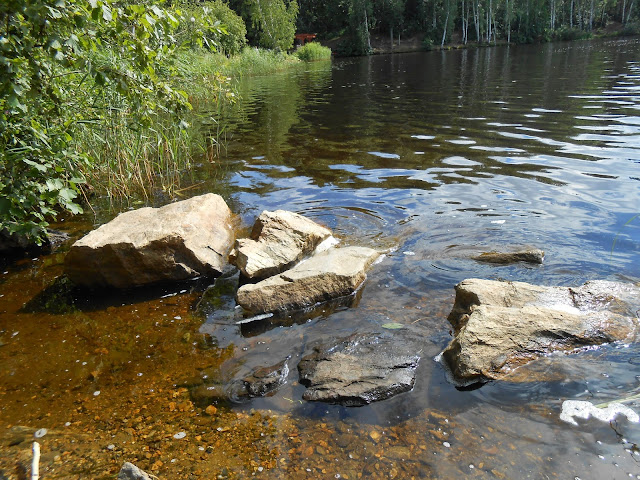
1;38;639;479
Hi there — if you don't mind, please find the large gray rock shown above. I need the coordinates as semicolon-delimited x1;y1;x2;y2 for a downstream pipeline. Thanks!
65;194;234;288
232;210;332;279
298;333;421;406
236;246;380;314
441;279;640;385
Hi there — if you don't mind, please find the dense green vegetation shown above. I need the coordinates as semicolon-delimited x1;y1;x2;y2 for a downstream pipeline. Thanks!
0;0;302;242
297;0;639;53
294;42;333;60
3;0;636;244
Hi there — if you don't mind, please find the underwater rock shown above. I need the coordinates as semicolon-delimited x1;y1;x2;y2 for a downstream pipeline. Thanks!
441;279;640;385
64;194;234;288
298;333;420;406
236;246;380;314
117;462;153;480
231;209;332;279
472;248;544;265
0;228;70;255
242;359;290;397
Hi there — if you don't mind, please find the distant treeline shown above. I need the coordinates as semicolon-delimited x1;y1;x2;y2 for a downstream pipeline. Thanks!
295;0;640;54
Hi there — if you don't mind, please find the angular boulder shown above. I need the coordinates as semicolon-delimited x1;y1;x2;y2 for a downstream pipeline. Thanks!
472;248;544;265
232;210;332;279
298;333;420;406
441;279;639;385
236;246;380;314
65;194;234;288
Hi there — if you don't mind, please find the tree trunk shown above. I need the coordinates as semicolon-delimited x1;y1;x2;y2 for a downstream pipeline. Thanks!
473;0;480;41
364;7;371;51
570;0;574;28
390;25;394;50
442;8;450;47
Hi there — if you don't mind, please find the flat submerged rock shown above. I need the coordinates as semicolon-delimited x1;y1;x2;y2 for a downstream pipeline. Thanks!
441;278;640;385
298;333;421;406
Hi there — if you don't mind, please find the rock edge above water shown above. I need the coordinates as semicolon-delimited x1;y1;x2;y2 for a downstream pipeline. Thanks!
236;246;380;314
441;278;640;385
231;210;332;279
64;193;234;289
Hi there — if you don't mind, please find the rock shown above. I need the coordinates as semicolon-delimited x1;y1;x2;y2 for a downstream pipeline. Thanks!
231;210;332;279
64;194;234;288
441;279;639;385
472;248;544;265
236;246;380;314
298;333;421;406
242;359;289;397
0;228;70;255
118;462;152;480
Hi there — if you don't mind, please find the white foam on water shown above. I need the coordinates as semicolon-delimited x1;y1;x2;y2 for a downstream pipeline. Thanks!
560;400;640;426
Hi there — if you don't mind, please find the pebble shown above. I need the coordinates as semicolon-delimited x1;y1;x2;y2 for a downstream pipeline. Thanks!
173;432;186;439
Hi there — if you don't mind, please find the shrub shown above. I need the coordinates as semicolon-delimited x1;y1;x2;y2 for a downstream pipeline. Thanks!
553;27;592;41
176;1;247;55
294;42;331;61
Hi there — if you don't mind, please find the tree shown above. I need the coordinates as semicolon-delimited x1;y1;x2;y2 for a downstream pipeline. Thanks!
229;0;299;50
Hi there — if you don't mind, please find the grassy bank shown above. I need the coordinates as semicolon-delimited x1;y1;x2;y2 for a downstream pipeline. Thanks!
77;46;327;204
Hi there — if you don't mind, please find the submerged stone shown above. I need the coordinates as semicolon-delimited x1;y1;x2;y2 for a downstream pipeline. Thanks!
441;279;640;385
65;194;234;289
472;248;544;265
298;333;420;406
242;359;290;397
117;462;153;480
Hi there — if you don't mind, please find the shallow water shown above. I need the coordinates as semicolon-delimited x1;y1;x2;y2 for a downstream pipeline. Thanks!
2;38;640;479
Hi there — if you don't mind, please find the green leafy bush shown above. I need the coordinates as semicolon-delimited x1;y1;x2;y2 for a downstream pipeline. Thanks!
294;42;331;61
0;0;220;242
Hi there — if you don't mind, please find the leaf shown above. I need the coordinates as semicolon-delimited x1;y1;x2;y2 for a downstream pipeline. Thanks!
58;188;78;202
102;4;113;22
382;322;405;330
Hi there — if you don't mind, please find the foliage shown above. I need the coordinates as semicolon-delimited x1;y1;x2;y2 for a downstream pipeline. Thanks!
553;26;593;40
176;1;247;55
620;21;640;35
294;42;332;61
229;0;299;51
296;0;640;55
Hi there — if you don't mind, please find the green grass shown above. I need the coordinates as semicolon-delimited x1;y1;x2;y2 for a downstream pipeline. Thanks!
73;47;305;204
294;42;332;61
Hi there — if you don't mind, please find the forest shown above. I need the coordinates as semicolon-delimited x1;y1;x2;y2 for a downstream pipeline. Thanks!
296;0;639;53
